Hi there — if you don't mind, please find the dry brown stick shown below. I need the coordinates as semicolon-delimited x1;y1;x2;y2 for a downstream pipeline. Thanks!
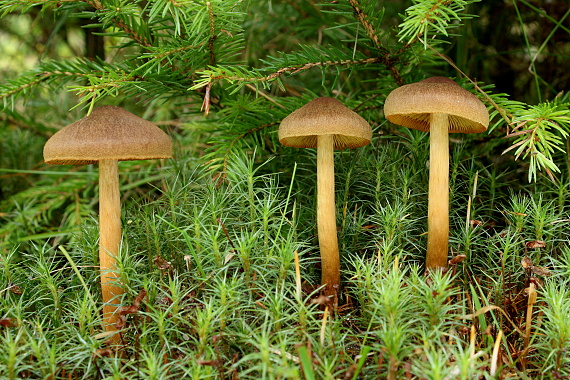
521;283;537;371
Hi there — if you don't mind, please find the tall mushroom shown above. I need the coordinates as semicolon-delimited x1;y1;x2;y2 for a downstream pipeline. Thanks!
383;77;489;269
279;97;371;300
43;105;172;342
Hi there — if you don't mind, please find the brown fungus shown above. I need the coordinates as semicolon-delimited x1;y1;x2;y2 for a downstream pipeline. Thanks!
384;77;489;269
44;105;172;343
279;97;371;301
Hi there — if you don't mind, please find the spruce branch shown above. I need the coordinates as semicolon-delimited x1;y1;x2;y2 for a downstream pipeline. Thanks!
68;73;137;106
198;95;297;174
83;0;152;47
348;0;404;86
1;75;51;104
245;84;287;110
348;0;388;55
207;0;217;65
0;63;93;106
196;1;218;115
136;42;207;76
398;0;480;47
149;43;206;61
0;58;192;109
1;0;152;46
192;57;380;91
0;0;75;14
503;102;570;182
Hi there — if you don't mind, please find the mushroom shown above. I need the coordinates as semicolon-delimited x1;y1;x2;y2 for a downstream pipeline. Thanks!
43;105;172;342
383;77;489;269
279;97;371;300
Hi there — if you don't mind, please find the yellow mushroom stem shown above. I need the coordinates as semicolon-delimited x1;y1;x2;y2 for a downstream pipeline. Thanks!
426;113;450;269
316;134;341;298
98;159;124;343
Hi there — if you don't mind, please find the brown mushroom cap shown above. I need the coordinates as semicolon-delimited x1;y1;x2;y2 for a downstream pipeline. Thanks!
383;77;489;133
278;97;372;149
43;105;172;165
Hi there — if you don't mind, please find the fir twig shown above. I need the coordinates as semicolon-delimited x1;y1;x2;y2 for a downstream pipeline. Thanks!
348;0;388;55
245;84;287;110
348;0;404;86
83;0;152;47
192;57;380;90
0;66;91;105
398;0;478;47
207;1;217;65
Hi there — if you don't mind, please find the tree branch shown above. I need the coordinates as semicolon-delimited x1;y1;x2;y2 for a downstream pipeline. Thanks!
207;1;217;65
207;57;380;85
348;0;405;86
84;0;152;47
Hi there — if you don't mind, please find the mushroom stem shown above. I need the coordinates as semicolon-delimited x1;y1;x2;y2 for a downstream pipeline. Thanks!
316;134;341;298
98;159;124;340
426;113;450;269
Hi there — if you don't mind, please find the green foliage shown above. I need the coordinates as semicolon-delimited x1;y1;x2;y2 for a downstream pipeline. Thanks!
1;0;570;378
536;278;570;377
0;145;569;377
397;0;480;46
1;0;567;179
504;101;570;182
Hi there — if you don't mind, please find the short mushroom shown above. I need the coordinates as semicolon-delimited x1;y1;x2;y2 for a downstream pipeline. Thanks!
279;97;371;300
43;105;172;342
383;77;489;269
